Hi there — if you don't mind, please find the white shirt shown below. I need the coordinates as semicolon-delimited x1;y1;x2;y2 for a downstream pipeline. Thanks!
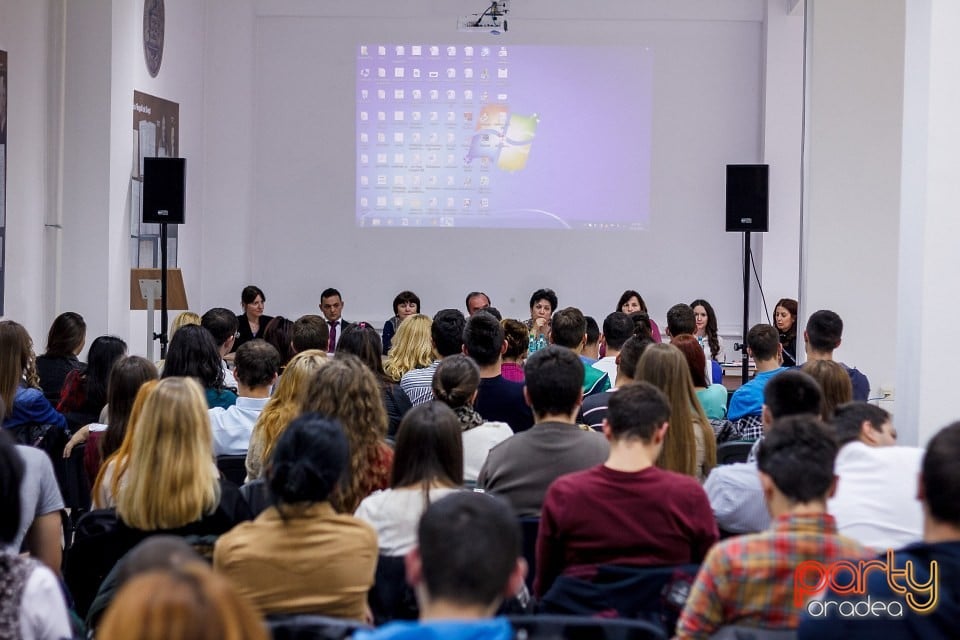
20;562;73;640
462;422;513;483
829;442;925;550
592;356;618;388
208;396;270;456
355;486;460;556
704;461;770;534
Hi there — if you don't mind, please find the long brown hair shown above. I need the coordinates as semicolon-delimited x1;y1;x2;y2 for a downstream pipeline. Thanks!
801;360;853;421
0;321;40;415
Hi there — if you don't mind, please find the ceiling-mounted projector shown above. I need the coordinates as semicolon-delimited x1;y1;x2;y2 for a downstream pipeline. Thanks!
457;0;509;35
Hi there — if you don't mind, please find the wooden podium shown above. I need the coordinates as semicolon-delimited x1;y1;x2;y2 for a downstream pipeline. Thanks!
130;268;188;361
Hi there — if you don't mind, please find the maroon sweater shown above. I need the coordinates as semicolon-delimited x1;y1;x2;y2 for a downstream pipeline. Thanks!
535;464;719;598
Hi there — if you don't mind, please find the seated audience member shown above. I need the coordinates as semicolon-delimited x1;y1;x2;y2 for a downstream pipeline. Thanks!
578;337;652;430
245;350;328;481
67;377;252;617
354;492;526;640
465;291;492;317
99;562;268;640
0;431;72;640
233;285;272;352
7;432;65;575
0;320;68;434
432;355;512;482
355;403;462;555
798;421;960;639
635;344;717;481
592;312;633;388
676;416;871;638
399;310;465;405
629;311;655;342
338;322;412;438
35;311;86;403
526;288;557;355
384;314;434;383
726;323;787;424
319;287;351;352
704;370;823;535
215;413;377;619
464;311;534;432
827;402;923;550
550;307;611;396
617;290;663;342
582;316;601;361
163;324;238;409
801;359;853;420
208;340;280;457
200;307;240;390
536;382;719;598
499;319;529;383
774;298;799;366
381;290;420;355
261;316;295;370
478;346;609;517
804;309;870;401
665;303;697;339
673;334;729;421
301;355;394;512
57;335;126;430
291;314;329;354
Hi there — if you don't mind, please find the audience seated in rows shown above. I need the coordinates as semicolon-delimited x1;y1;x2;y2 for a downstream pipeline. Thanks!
804;309;870;401
209;339;280;457
464;311;534;432
478;346;608;517
578;336;651;430
536;382;718;598
400;310;464;406
432;354;512;482
550;307;611;397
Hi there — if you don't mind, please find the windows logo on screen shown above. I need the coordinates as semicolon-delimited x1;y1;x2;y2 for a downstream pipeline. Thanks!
465;105;539;172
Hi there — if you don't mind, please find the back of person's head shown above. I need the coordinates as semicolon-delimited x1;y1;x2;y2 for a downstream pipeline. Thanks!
85;335;128;407
115;536;204;587
763;369;823;420
801;359;853;420
432;354;480;410
629;311;654;342
162;324;225;389
262;316;295;366
384;314;435;381
118;377;219;530
806;309;844;352
392;402;464;489
432;309;467;357
0;320;38;414
617;337;653;380
584;316;600;347
670;334;709;388
666;303;696;336
417;492;521;609
393;290;421;315
523;345;583;417
747;323;780;361
98;563;268;640
830;402;892;447
462;310;504;366
256;350;329;466
291;315;329;353
234;340;280;389
170;311;201;342
602;312;634;351
606;382;671;442
757;415;838;504
921;422;960;527
550;307;587;349
201;307;239;347
44;311;86;357
482;306;502;321
0;430;24;544
501;319;529;360
337;322;387;379
102;356;159;461
268;413;348;506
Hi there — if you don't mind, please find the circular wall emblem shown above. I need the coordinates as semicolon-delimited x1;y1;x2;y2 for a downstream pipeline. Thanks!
143;0;165;78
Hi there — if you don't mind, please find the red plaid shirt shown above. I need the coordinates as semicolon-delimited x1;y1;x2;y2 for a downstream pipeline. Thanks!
675;512;871;639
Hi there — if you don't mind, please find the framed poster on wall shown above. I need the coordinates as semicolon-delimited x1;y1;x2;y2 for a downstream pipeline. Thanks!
132;90;179;269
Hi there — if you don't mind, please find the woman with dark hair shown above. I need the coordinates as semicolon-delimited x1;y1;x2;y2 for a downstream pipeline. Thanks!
355;403;463;556
432;354;512;482
616;290;662;342
500;319;529;383
214;413;377;620
526;288;558;354
672;335;728;421
233;285;272;352
337;323;412;438
57;335;127;431
262;316;295;370
690;298;724;365
162;325;237;409
0;321;67;435
774;297;799;367
36;311;87;403
381;290;420;355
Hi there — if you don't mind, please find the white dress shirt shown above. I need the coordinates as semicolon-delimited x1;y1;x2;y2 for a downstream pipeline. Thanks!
209;396;270;456
704;461;770;534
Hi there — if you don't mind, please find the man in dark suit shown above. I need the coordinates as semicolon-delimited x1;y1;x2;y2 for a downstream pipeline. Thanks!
319;287;352;352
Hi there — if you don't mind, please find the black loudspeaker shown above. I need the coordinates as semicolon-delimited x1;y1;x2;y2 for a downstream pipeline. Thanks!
142;157;186;224
725;164;768;232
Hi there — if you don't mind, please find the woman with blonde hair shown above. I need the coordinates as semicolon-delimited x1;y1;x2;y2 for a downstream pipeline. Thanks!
383;314;434;382
635;343;717;482
244;349;328;480
801;359;853;421
67;377;251;617
301;354;393;513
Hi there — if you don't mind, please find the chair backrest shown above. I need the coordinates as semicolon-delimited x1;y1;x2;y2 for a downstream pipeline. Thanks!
215;454;247;486
266;614;371;640
711;360;723;385
708;626;798;640
508;614;667;640
519;517;540;591
716;440;754;465
368;554;419;626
